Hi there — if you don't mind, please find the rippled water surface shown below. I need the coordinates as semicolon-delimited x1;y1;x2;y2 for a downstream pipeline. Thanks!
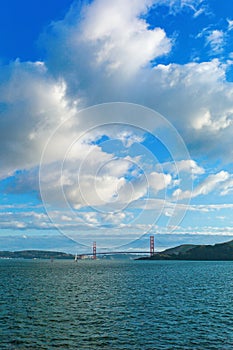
0;259;233;349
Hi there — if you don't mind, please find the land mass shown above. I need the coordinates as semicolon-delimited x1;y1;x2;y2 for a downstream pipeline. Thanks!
1;240;233;260
0;250;139;260
0;250;74;260
138;240;233;260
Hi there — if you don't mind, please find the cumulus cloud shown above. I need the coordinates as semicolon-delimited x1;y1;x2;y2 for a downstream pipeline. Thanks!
148;172;172;193
0;60;77;179
149;60;233;160
40;147;166;211
38;1;233;164
1;0;232;184
81;0;171;73
1;0;233;242
173;170;230;199
160;159;205;176
44;0;171;79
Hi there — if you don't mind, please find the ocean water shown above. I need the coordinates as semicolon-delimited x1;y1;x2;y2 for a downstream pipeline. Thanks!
0;259;233;349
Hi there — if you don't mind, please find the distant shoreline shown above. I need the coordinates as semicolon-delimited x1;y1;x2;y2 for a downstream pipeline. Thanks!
0;250;74;260
1;239;233;261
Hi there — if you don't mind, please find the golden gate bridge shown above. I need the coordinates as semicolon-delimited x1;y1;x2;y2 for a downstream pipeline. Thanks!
75;235;156;260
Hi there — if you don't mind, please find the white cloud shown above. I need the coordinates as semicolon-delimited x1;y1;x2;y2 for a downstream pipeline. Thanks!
0;60;78;179
191;170;229;196
173;170;230;199
39;137;149;211
148;172;172;193
79;0;171;75
157;0;206;17
0;1;232;185
205;29;225;53
161;159;204;176
0;210;52;230
38;1;233;164
2;197;233;240
227;18;233;31
1;0;233;236
114;131;145;147
149;60;233;160
219;177;233;196
101;211;128;225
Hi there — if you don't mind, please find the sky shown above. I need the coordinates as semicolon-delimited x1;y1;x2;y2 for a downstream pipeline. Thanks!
1;0;233;253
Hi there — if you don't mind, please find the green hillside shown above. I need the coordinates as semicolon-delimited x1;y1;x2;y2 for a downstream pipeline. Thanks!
0;250;74;259
138;240;233;261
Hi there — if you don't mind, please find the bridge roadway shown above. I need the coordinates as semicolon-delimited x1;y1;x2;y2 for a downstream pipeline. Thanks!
77;251;154;256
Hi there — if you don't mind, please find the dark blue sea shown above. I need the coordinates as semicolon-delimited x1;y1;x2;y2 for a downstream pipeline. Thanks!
0;259;233;349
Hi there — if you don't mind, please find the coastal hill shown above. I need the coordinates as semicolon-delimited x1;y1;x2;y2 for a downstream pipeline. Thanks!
139;240;233;260
0;250;74;260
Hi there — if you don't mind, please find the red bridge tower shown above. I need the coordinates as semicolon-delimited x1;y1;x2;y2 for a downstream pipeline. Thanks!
150;236;155;257
93;241;97;259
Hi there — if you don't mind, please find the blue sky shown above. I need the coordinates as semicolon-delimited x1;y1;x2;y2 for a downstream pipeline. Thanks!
1;0;233;252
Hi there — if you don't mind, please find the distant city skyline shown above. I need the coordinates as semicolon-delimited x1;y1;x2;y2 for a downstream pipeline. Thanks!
1;0;233;251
